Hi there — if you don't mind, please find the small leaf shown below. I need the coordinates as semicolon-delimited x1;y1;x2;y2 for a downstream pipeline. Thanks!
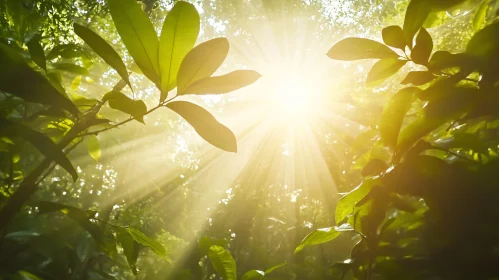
473;0;490;31
242;270;264;280
177;37;229;93
0;44;78;115
87;135;101;161
0;118;77;180
379;87;419;148
366;58;407;86
166;101;237;152
108;0;160;84
401;71;435;85
403;0;431;48
327;38;399;61
382;25;406;50
52;63;89;76
181;70;261;95
127;228;168;258
73;23;131;90
335;178;379;224
411;28;433;65
208;245;237;280
103;91;147;123
26;34;46;70
295;227;340;254
159;1;200;99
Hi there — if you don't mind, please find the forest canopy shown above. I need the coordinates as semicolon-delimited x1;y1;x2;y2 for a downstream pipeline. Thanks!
1;0;499;279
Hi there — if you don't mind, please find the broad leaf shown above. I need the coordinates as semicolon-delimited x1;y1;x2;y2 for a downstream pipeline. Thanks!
401;71;435;85
73;23;131;90
0;44;78;115
127;228;168;259
411;28;433;65
0;118;77;180
27;34;46;70
335;178;379;224
116;227;139;275
466;21;499;60
87;135;101;161
181;70;261;95
295;227;340;254
327;38;399;61
177;37;229;93
473;0;489;31
108;0;160;84
103;91;147;123
366;58;407;86
158;1;200;99
379;87;419;148
46;44;88;60
403;0;431;48
208;245;237;280
242;270;264;280
166;101;237;152
362;159;389;177
382;25;406;50
52;63;89;76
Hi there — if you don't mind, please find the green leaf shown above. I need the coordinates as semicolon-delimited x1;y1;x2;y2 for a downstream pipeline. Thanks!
382;25;406;50
108;0;160;84
166;101;237;152
177;37;229;93
158;1;200;99
366;58;407;86
403;0;431;48
16;271;43;280
379;87;419;148
103;91;147;123
473;0;490;31
396;118;453;157
52;63;89;76
0;118;77;180
362;159;389;177
26;34;46;70
127;228;168;259
0;44;78;115
264;263;286;275
466;21;499;60
208;245;237;280
411;28;433;65
401;71;435;85
87;135;101;161
181;70;261;95
295;227;340;254
73;23;131;90
38;201;99;239
46;44;88;60
327;38;399;61
116;227;139;275
335;178;378;224
242;270;264;280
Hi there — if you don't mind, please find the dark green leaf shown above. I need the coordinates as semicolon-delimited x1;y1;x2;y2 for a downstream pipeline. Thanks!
0;118;77;180
108;0;160;84
466;21;499;60
116;227;139;275
87;135;101;161
0;44;78;115
295;227;340;254
52;63;89;76
401;71;435;85
411;28;433;65
327;38;399;61
379;87;419;148
127;228;168;259
26;34;46;70
181;70;261;95
73;23;131;90
362;159;389;177
103;91;147;123
473;0;490;31
38;201;99;238
159;1;200;98
46;44;88;60
208;245;237;280
177;37;229;93
403;0;431;48
166;101;237;152
366;58;407;86
331;261;353;280
382;25;406;50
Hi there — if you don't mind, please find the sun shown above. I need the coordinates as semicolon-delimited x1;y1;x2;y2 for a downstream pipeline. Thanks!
275;77;310;116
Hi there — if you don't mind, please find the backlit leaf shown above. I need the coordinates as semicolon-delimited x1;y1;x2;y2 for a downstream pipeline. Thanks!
295;227;340;254
52;63;89;76
87;135;101;161
403;0;431;48
208;245;237;280
401;71;435;85
166;101;237;152
382;25;406;50
177;38;229;93
181;70;261;95
127;228;168;259
366;58;407;86
327;38;399;61
335;178;378;224
103;91;147;123
242;270;264;280
158;1;200;99
411;28;433;65
473;0;490;31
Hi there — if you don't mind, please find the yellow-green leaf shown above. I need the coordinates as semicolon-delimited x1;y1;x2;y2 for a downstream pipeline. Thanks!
87;135;101;161
181;70;261;95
